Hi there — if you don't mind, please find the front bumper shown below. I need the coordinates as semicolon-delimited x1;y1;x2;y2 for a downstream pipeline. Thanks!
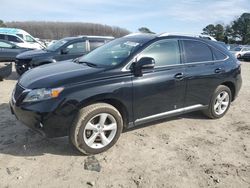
10;85;78;138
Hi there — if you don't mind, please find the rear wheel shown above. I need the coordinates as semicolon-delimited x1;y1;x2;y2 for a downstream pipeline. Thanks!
203;85;232;119
70;103;123;155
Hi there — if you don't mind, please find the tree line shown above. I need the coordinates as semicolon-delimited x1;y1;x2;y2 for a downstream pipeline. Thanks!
0;21;130;39
202;13;250;44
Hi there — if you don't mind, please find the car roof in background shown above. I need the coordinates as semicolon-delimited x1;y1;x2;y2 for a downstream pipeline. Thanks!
0;27;27;34
61;35;115;41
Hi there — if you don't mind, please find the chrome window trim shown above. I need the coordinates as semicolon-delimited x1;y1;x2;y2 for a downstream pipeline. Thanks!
135;104;204;123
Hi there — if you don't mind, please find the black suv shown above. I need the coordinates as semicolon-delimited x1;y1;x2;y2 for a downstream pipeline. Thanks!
15;36;114;75
10;33;242;155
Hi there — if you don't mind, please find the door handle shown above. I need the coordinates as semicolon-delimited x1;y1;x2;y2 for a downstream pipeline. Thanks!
214;68;224;74
174;72;184;80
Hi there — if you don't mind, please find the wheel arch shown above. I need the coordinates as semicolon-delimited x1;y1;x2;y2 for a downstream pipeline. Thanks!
78;95;130;130
221;81;236;101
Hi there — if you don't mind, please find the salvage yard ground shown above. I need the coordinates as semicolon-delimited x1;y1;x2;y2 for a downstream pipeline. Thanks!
0;63;250;188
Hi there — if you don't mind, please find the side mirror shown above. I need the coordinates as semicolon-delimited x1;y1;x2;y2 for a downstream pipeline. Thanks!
61;48;69;54
133;57;155;76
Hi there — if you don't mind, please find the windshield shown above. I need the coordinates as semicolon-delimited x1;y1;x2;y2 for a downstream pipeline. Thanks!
25;35;36;42
78;38;142;67
46;39;68;51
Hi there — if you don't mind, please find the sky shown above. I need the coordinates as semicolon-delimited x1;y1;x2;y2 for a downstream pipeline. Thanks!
1;0;250;34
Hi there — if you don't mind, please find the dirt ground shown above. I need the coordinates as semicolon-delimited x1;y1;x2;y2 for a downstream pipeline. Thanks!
0;63;249;188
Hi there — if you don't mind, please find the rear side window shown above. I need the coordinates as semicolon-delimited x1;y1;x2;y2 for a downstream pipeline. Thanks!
7;35;23;43
183;40;213;63
139;39;180;67
211;48;227;60
0;34;5;40
89;40;105;51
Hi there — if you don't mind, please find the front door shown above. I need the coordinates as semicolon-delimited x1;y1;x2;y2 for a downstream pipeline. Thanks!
132;39;186;125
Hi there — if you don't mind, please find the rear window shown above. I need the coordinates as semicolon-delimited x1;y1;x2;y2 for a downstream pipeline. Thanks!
183;40;213;63
0;34;5;40
211;48;227;60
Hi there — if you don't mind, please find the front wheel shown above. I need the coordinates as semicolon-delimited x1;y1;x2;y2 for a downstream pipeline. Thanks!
203;85;232;119
70;103;123;155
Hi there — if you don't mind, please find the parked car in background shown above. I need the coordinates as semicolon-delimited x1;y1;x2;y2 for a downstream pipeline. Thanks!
15;35;114;75
230;46;250;59
0;39;31;62
240;51;250;61
0;28;45;49
10;33;242;155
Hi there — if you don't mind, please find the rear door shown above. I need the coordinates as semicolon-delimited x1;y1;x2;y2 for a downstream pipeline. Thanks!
55;40;88;61
181;39;228;107
132;39;186;124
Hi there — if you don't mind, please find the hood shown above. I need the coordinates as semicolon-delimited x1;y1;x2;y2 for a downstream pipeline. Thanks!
19;60;104;89
16;49;53;59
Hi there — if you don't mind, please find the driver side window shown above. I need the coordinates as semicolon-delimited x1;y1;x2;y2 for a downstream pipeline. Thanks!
138;40;180;67
65;41;87;54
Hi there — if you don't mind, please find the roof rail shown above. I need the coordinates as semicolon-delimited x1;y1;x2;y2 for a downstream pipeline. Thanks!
77;35;114;39
124;33;155;37
158;33;217;41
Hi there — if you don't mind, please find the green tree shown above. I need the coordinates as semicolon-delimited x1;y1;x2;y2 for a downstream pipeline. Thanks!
202;24;225;41
0;20;6;27
231;13;250;44
202;24;216;36
138;27;155;34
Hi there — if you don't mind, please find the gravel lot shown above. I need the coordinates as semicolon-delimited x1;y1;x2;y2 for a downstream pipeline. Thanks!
0;63;249;188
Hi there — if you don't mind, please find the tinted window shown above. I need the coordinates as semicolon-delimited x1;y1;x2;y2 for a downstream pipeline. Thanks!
183;40;213;63
65;41;86;54
212;48;227;60
89;40;105;51
139;40;180;66
7;35;23;43
0;41;12;48
0;34;5;40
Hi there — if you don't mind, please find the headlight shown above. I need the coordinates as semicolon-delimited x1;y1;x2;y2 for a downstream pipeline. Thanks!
23;87;64;102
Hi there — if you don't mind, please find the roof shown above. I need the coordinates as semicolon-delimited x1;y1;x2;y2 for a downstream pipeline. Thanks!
62;35;115;41
0;27;26;34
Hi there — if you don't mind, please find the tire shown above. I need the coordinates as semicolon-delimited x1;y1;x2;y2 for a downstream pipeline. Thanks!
203;85;232;119
70;103;123;155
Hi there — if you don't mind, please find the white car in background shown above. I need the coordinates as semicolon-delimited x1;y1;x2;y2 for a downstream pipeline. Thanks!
0;28;45;49
230;46;250;59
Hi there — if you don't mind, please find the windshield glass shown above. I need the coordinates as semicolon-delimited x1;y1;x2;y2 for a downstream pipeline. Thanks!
46;39;68;51
25;35;36;42
78;38;141;67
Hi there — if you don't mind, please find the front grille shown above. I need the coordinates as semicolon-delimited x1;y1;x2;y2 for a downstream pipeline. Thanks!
14;83;25;101
15;58;32;65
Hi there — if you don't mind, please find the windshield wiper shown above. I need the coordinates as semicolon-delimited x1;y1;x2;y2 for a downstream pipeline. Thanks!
78;60;97;67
